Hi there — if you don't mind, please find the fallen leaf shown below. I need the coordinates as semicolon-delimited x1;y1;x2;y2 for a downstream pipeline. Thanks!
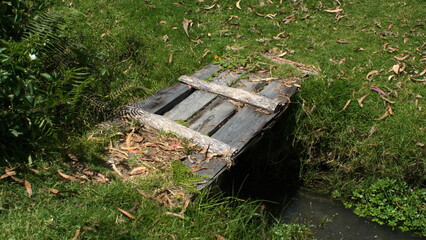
126;128;135;147
369;86;388;96
82;226;96;232
49;188;60;194
204;4;216;10
10;176;23;183
380;95;396;104
58;170;79;181
324;8;343;13
159;20;167;24
29;168;40;174
336;40;349;43
169;53;173;64
129;167;148;176
387;24;393;31
182;18;192;38
339;100;351;112
375;109;390;120
216;234;227;240
387;104;393;115
71;228;81;240
96;173;109;183
24;180;32;198
403;38;409;43
358;94;370;107
118;208;136;220
366;70;380;81
120;146;138;151
390;64;401;74
68;153;79;162
1;168;16;180
416;142;425;147
394;54;409;61
236;0;241;9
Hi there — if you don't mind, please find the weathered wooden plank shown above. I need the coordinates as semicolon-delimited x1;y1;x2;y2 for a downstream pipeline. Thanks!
211;79;300;150
179;75;282;113
130;64;220;114
188;80;264;136
189;99;236;135
122;106;236;157
164;70;243;121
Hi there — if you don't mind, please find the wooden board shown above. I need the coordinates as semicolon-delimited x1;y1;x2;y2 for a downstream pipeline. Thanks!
179;75;282;113
188;80;264;136
123;106;236;156
212;80;300;150
164;70;243;121
130;64;220;114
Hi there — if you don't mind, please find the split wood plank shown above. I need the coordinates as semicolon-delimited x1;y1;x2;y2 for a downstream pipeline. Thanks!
131;64;220;114
189;80;264;135
164;70;244;121
212;79;300;150
185;80;266;190
123;106;236;157
179;75;282;113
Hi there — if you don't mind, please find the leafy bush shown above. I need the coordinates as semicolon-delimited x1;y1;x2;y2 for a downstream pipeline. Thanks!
334;178;426;236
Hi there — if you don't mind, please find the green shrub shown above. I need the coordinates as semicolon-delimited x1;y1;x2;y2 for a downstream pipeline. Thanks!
334;178;426;236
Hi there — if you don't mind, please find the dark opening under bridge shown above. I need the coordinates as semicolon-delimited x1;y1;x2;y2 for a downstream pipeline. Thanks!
121;56;316;190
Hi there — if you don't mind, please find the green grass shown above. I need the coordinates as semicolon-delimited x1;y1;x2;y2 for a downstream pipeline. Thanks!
1;0;425;237
0;163;314;240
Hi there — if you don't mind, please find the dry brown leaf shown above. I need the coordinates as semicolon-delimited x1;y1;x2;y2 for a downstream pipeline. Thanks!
24;180;32;198
118;208;136;220
120;146;138;151
394;54;409;61
166;211;186;220
129;167;149;176
403;38;409;43
58;170;79;181
96;173;109;183
126;128;135;147
339;100;351;112
29;168;40;174
82;226;96;232
375;110;390;120
182;18;192;38
358;94;370;107
204;4;216;10
71;228;81;240
366;70;379;81
416;142;425;147
324;8;343;13
168;52;173;64
50;188;60;194
1;168;16;180
387;104;393;115
236;0;241;9
390;63;402;74
159;20;167;24
216;234;227;240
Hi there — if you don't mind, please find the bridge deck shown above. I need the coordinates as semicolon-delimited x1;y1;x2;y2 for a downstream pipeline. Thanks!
126;64;301;190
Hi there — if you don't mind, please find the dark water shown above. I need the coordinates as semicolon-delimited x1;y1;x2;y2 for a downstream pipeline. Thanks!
278;189;422;240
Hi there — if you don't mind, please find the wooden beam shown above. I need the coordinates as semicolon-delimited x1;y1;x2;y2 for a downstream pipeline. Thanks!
179;75;282;113
122;106;237;159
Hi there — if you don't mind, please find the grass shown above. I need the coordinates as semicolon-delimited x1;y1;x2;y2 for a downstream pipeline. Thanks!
1;0;425;238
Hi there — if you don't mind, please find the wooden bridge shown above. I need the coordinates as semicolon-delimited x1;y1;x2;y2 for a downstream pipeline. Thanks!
122;58;307;190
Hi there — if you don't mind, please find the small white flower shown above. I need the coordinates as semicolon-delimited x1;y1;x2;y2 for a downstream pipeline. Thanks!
29;54;37;60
